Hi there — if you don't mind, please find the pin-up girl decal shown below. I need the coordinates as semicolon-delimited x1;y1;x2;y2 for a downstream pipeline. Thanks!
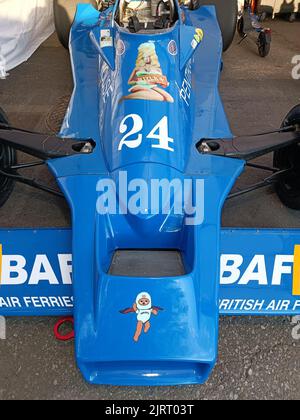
122;42;174;103
120;292;163;342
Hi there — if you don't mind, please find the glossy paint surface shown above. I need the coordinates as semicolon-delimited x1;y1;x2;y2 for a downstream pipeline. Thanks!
44;2;246;385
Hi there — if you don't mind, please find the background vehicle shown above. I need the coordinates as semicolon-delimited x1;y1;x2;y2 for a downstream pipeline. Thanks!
237;0;272;57
259;0;300;22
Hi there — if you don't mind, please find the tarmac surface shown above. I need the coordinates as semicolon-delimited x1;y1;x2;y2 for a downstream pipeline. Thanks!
0;19;299;400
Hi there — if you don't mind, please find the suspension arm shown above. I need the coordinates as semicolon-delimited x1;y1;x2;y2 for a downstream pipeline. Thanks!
0;126;95;160
199;129;300;161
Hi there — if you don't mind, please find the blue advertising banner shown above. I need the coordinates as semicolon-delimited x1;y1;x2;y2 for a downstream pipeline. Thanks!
0;228;299;317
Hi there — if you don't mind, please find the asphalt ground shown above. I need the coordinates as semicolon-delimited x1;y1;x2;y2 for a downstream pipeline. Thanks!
0;19;299;400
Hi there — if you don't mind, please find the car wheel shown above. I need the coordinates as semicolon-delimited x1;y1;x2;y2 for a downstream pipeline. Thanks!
257;31;271;57
189;0;238;51
274;105;300;210
54;0;98;49
0;108;16;208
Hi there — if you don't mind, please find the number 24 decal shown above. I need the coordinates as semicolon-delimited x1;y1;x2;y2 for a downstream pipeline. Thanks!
118;114;174;152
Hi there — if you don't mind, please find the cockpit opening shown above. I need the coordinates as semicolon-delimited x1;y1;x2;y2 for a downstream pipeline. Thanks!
111;0;179;32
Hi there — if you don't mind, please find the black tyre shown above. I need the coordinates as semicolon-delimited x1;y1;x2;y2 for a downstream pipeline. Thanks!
274;105;300;210
258;31;271;57
54;0;97;49
189;0;238;51
0;108;16;207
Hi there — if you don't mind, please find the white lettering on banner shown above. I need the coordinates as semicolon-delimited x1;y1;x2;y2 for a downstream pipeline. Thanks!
266;300;290;311
1;255;28;285
28;255;59;285
220;254;243;285
0;296;73;309
294;301;300;310
219;299;265;312
239;255;268;285
272;255;294;285
0;253;72;286
0;297;22;308
220;254;295;287
23;296;73;308
58;254;73;285
0;251;298;293
219;299;300;313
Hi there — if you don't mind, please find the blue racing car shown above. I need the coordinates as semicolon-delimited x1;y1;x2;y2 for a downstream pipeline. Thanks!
0;0;299;386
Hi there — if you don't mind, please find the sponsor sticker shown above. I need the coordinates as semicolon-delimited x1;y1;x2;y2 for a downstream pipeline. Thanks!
191;28;204;49
191;39;198;50
168;40;178;56
116;39;125;56
100;29;113;48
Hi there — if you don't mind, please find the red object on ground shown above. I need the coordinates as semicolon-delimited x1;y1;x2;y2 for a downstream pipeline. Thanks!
54;317;75;341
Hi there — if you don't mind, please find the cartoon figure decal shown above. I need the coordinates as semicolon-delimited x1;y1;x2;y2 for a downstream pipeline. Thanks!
122;42;174;103
120;292;164;342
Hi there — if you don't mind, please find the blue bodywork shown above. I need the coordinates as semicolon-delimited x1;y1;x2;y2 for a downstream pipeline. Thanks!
50;2;244;385
0;2;299;386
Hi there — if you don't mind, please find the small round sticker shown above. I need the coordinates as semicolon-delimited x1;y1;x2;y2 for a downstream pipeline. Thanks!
116;39;125;56
168;40;177;56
